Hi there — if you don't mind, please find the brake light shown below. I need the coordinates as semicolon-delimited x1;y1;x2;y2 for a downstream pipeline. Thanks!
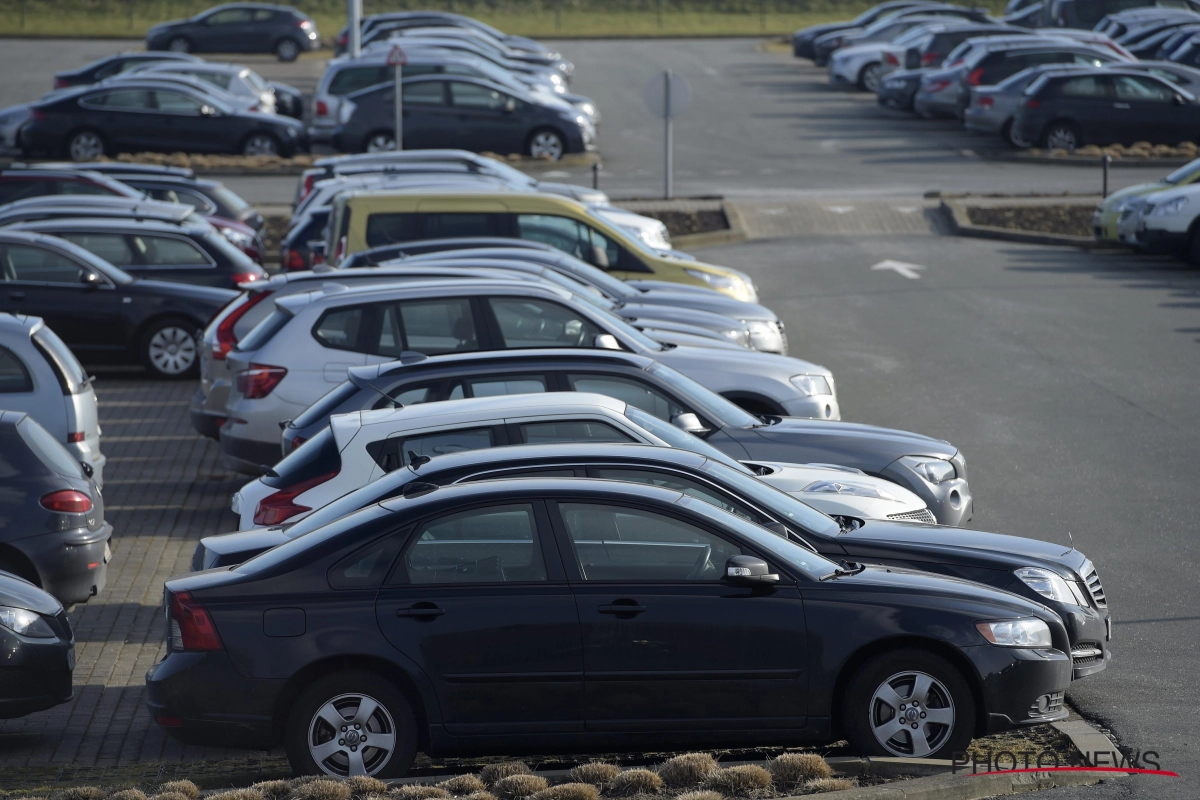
54;77;68;89
948;58;964;67
31;109;45;122
297;18;312;28
248;104;259;112
67;431;85;443
41;490;93;514
977;95;994;108
231;272;260;285
236;363;288;399
316;100;329;117
254;470;338;525
338;31;349;46
885;52;899;66
301;173;317;200
213;289;272;360
282;246;308;271
291;435;308;449
169;591;223;651
967;68;985;86
1024;98;1041;109
920;52;939;66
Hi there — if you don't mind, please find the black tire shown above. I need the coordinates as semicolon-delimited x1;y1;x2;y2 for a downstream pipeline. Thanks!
1040;120;1080;152
286;669;418;778
842;648;975;760
139;316;200;379
857;62;883;93
167;36;191;53
275;38;300;62
241;132;281;156
1002;118;1032;149
66;128;107;162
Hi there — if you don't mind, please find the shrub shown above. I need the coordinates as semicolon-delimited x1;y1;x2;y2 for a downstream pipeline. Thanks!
437;776;486;796
150;792;192;800
480;763;532;787
293;781;351;800
207;790;263;800
107;790;147;800
156;783;198;800
529;783;599;800
701;767;772;798
51;789;106;800
606;770;663;797
389;788;449;800
657;754;719;789
804;778;855;794
345;779;389;799
491;775;547;800
568;763;620;788
767;754;831;790
675;791;723;800
251;782;292;800
462;793;496;800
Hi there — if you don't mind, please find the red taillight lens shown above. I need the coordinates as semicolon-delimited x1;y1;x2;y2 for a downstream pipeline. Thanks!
254;470;338;525
977;95;994;108
54;77;68;89
297;18;312;28
920;52;939;66
967;68;984;86
1024;98;1041;109
338;31;349;45
300;173;316;201
67;431;85;443
291;435;308;450
41;490;93;514
948;58;964;67
884;52;899;66
213;289;272;360
31;109;46;121
169;591;223;651
236;363;288;399
316;100;329;117
282;246;308;271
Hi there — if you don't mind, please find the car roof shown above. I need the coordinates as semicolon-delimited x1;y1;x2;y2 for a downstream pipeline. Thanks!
418;441;711;477
349;390;628;431
353;348;656;383
274;277;573;313
315;149;485;169
22;161;195;179
7;217;200;235
0;195;192;217
116;174;222;190
339;187;575;208
141;62;249;75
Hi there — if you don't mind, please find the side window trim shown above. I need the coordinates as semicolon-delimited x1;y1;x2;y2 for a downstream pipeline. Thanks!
582;466;768;524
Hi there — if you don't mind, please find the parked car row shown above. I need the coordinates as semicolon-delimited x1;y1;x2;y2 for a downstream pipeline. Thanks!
796;0;1200;151
1092;155;1200;262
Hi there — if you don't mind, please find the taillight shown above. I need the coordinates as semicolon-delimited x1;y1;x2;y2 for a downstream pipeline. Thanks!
948;58;964;67
297;18;312;28
338;31;349;45
236;363;288;399
41;490;93;514
282;246;308;271
213;289;272;360
316;100;329;117
977;95;994;108
231;271;260;285
67;431;85;443
291;435;308;449
967;68;984;86
254;470;338;525
300;173;316;201
884;52;899;66
169;591;223;651
54;77;68;89
31;109;45;122
248;104;259;112
920;52;939;66
1024;98;1041;109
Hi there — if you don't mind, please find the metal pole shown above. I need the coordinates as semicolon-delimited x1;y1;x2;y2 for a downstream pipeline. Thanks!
664;70;673;200
592;160;600;190
1102;154;1110;198
394;63;404;150
348;0;361;58
556;0;562;32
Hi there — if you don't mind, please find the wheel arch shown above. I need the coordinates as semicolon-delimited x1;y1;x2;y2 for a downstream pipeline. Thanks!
362;128;396;154
238;129;282;155
718;392;787;416
0;544;42;587
271;654;435;753
829;635;989;741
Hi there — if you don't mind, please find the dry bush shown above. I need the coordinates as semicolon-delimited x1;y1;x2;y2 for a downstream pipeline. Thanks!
437;777;486;797
207;790;263;800
529;783;599;800
568;763;620;788
293;781;351;800
51;789;105;800
490;775;547;800
656;754;719;789
675;791;723;800
767;754;831;790
288;779;326;790
803;778;855;794
606;770;663;797
155;783;198;800
701;767;772;798
150;792;192;800
389;788;449;800
107;790;147;800
462;793;497;800
251;782;292;800
480;764;531;787
345;779;388;799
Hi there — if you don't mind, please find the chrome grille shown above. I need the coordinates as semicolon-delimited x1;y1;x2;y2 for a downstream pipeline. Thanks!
1072;642;1103;666
887;508;937;524
1080;560;1107;608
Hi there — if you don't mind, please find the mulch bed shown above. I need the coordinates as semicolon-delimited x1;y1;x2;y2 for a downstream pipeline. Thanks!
631;209;729;238
966;205;1094;238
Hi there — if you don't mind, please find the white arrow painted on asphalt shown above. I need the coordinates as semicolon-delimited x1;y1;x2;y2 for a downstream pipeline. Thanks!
871;259;926;279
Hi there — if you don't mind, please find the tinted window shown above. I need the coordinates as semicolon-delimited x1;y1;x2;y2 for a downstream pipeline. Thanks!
624;406;749;472
559;502;741;582
57;232;135;266
16;416;84;477
131;234;211;265
237;308;292;352
1056;75;1110;97
84;90;153;109
0;346;33;393
385;298;478;356
329;65;390;95
401;504;546;584
155;91;204;114
488;297;604;348
32;327;88;395
313;306;365;351
369;427;496;471
568;373;683;420
364;212;504;246
698;460;841;538
206;8;253;23
328;534;403;589
1113;74;1176;100
516;214;620;269
648;362;762;429
58;181;112;196
0;179;53;204
264;426;340;488
293;380;361;428
144;187;215;214
449;82;511;109
2;244;86;283
519;420;634;444
468;374;546;397
404;80;448;105
190;71;232;90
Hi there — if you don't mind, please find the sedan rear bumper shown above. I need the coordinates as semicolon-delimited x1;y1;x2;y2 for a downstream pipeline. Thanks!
12;523;111;606
146;651;281;748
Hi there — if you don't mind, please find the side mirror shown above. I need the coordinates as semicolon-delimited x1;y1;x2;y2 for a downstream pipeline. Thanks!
80;271;101;288
904;47;921;70
670;412;709;435
503;97;516;113
589;243;610;268
762;520;788;537
593;333;621;350
200;104;218;117
724;555;779;586
79;461;94;479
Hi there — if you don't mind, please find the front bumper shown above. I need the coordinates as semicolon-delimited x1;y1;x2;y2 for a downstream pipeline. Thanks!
829;60;859;85
967;644;1072;733
0;625;74;719
12;523;111;606
878;80;920;110
1136;227;1186;255
146;651;282;748
881;458;972;527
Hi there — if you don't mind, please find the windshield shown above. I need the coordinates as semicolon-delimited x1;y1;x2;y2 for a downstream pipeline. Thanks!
646;362;762;429
676;495;839;580
1165;157;1200;184
624;406;750;472
698;460;841;537
242;69;270;93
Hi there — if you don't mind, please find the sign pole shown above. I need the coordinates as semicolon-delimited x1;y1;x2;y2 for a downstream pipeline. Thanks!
348;0;361;58
664;70;673;200
388;45;407;151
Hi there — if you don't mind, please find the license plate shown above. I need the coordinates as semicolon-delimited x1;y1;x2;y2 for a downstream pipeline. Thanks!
67;646;76;671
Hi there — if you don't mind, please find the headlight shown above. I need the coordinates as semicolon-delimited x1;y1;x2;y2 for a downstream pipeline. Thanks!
219;227;254;248
976;618;1052;648
0;606;56;638
1015;566;1081;605
789;374;832;397
803;480;899;500
898;455;956;484
549;73;565;87
1151;196;1188;216
576;101;597;119
719;328;752;347
744;319;784;352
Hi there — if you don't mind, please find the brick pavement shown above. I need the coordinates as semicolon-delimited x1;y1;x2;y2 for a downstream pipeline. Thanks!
0;376;264;769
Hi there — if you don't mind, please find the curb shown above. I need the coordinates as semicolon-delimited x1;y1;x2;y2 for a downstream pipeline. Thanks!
802;767;1114;799
994;153;1192;168
939;199;1109;250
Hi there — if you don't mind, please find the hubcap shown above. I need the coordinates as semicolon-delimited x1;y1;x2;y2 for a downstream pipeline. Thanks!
308;693;396;777
529;131;564;160
168;38;189;52
70;132;103;162
244;134;278;156
367;134;396;152
1046;127;1076;151
863;65;882;92
869;670;955;757
148;327;196;375
278;40;298;59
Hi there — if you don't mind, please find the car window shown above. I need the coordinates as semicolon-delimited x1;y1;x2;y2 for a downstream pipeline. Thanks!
370;426;496;471
449;81;511;110
371;381;440;410
488;297;604;348
1056;75;1110;97
206;8;253;24
328;534;404;589
313;306;366;351
57;232;135;266
567;373;684;420
252;8;275;21
329;65;391;95
167;188;216;214
559;502;741;582
0;346;33;393
16;416;84;478
591;468;759;521
364;212;503;247
516;214;620;269
1114;74;1176;100
381;298;478;356
236;307;292;352
1;243;86;283
154;91;204;114
463;374;547;398
400;503;547;584
130;234;211;265
404;80;449;105
83;89;153;110
58;181;112;196
518;420;634;444
624;406;750;473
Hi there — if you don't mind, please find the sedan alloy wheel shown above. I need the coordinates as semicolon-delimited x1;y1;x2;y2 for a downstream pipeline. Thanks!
859;63;884;93
1042;123;1079;152
68;130;105;162
366;133;397;152
242;133;279;156
868;670;955;757
146;324;197;377
276;39;300;62
307;693;397;777
528;129;565;160
167;36;190;53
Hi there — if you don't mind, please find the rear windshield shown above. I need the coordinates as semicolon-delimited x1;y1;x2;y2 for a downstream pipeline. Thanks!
202;229;257;268
293;380;361;429
210;183;251;215
17;416;84;478
264;426;341;489
32;327;89;395
236;308;292;352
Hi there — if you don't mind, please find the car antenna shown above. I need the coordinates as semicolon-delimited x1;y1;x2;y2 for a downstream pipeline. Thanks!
408;451;432;469
1062;531;1075;557
363;381;402;408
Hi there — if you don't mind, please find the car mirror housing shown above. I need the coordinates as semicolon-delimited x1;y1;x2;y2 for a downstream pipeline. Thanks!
724;555;779;586
593;333;621;350
80;270;102;288
670;412;710;435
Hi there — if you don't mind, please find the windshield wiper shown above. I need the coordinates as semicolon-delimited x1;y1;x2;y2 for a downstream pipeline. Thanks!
819;561;866;582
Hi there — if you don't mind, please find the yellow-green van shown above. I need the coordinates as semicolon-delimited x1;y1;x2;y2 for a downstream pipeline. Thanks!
326;190;760;302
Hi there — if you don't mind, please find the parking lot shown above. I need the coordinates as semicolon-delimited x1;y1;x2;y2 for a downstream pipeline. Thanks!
1;31;1199;800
